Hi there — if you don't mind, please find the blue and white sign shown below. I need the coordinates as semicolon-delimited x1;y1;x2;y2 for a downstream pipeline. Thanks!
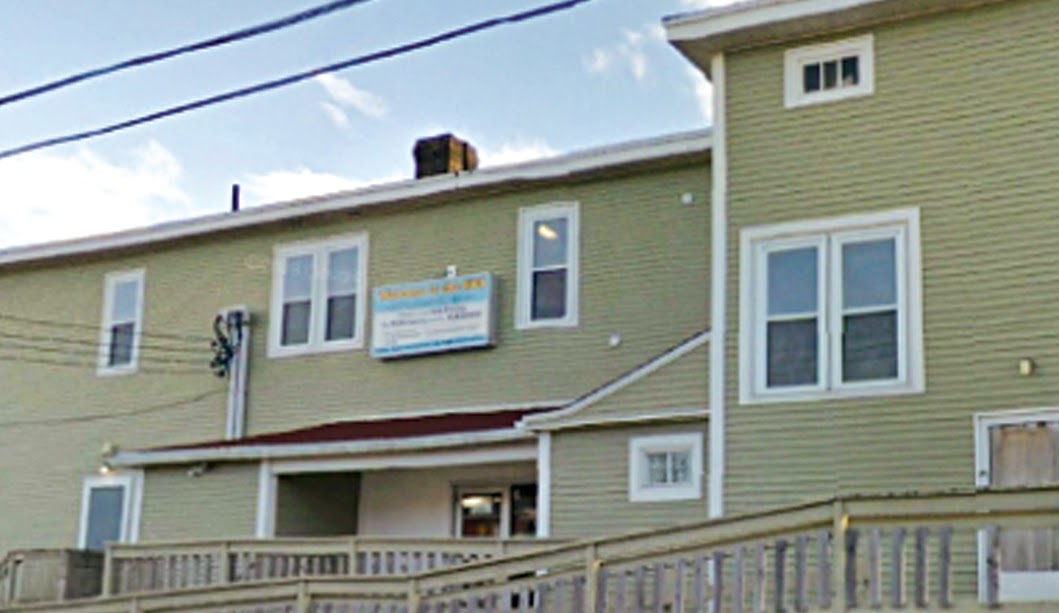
371;272;495;359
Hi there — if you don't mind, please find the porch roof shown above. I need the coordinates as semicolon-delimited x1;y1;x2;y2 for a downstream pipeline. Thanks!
109;407;555;467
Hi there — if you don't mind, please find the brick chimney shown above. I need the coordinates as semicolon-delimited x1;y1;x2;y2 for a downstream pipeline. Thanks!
413;134;479;179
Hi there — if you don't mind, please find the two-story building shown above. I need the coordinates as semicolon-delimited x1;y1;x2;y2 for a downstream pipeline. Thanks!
667;0;1059;601
0;131;712;554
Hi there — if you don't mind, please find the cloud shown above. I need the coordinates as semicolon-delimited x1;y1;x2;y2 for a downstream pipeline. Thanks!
583;26;658;83
0;141;193;248
315;73;388;120
478;139;558;167
320;102;351;131
241;168;406;206
584;48;612;74
686;66;713;122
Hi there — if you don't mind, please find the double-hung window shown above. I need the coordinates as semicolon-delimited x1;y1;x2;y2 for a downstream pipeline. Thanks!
98;269;145;376
741;209;923;403
516;202;579;329
628;432;703;502
269;234;368;357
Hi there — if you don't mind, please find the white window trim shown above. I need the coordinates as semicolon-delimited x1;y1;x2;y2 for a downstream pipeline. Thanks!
453;485;513;538
77;471;143;550
97;269;146;377
515;202;580;330
628;432;703;503
268;233;369;358
739;208;924;404
784;34;875;109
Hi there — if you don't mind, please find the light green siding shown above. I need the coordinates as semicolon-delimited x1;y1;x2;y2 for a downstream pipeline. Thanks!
722;0;1059;514
275;473;360;537
0;155;709;552
139;463;259;541
551;421;709;538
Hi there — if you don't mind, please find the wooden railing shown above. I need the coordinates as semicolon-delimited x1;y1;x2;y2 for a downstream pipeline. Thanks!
102;537;565;596
6;486;1059;612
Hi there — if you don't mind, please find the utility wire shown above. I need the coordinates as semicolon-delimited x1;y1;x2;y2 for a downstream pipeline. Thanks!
0;311;213;343
0;0;376;108
0;353;204;375
0;339;206;367
0;328;208;356
0;0;593;161
0;389;224;428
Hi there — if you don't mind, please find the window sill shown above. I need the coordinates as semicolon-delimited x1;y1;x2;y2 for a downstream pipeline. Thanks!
740;380;924;405
267;339;364;359
629;486;701;503
515;316;579;331
97;364;138;378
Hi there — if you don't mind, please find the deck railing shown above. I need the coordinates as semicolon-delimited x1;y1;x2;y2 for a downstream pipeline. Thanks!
102;537;565;596
6;486;1059;612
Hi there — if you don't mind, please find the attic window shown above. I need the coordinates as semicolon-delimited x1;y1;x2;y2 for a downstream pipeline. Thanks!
785;35;874;108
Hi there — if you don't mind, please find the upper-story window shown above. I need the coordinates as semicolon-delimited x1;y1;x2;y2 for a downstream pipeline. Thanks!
628;432;703;502
268;233;368;357
740;208;923;403
784;34;874;108
516;202;580;329
98;269;145;376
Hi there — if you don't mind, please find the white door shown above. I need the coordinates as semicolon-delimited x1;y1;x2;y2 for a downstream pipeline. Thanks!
980;419;1059;601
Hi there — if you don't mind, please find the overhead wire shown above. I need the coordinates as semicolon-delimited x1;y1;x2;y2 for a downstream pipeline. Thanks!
0;0;376;108
0;338;207;367
0;389;225;428
0;0;594;161
0;311;214;343
0;328;208;356
0;353;205;375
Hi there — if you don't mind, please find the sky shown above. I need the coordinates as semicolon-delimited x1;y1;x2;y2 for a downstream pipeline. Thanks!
0;0;738;249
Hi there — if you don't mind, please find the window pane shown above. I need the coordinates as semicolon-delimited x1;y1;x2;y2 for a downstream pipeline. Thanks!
509;484;538;537
670;452;691;484
843;238;896;308
85;486;124;551
647;453;669;485
531;269;567;320
532;218;568;268
327;248;358;296
823;60;838;89
283;254;314;300
841;56;859;86
281;301;311;345
326;295;356;341
843;310;898;382
111;280;139;322
767;319;818;387
459;492;502;537
803;63;821;93
108;322;135;367
767;247;818;316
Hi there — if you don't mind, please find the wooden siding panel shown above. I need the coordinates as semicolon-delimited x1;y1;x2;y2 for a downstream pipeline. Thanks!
551;422;709;538
723;0;1059;516
139;463;259;541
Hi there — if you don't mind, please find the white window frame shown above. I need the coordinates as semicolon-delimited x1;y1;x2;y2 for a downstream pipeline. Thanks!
739;208;924;404
97;269;146;376
268;233;369;358
516;202;580;329
77;471;143;550
628;432;703;502
784;34;875;108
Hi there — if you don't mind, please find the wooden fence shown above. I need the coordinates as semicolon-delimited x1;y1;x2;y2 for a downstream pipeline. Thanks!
5;486;1059;612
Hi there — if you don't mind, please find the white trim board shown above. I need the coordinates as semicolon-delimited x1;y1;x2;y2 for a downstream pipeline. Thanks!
708;51;728;520
519;332;709;431
0;131;710;269
77;470;144;549
111;428;533;467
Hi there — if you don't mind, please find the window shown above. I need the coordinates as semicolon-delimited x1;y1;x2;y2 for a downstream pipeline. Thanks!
78;473;140;551
269;234;368;357
740;208;924;403
516;202;579;329
628;433;703;502
455;484;537;537
785;34;874;108
98;269;145;375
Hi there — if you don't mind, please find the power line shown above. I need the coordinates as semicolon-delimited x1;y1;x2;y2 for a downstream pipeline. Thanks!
0;353;204;375
0;0;376;108
0;328;208;356
0;389;224;428
0;0;593;161
0;311;213;343
0;339;206;367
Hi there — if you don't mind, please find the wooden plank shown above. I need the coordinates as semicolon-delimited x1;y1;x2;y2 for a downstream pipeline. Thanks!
937;526;952;608
732;547;744;613
985;526;1000;607
773;540;786;613
914;527;929;608
890;527;906;609
707;554;720;613
673;559;685;613
635;566;646;613
615;569;626;613
816;531;830;610
844;529;858;608
752;544;765;613
652;562;664;613
793;536;807;613
867;529;881;609
595;568;607;613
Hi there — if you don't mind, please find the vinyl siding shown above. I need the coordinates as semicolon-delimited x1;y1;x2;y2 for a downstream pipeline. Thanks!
0;156;709;552
139;463;259;541
274;473;360;537
551;421;709;538
722;0;1059;516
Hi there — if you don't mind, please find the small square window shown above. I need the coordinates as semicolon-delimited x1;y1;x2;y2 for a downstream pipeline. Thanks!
629;433;703;502
516;203;579;329
98;269;145;376
785;35;874;108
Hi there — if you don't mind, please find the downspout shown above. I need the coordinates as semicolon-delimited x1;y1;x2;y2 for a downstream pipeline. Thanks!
708;52;727;519
222;307;251;440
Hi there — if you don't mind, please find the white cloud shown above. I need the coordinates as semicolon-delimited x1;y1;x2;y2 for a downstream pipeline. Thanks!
583;25;658;83
686;66;713;122
315;73;388;120
320;102;351;131
477;140;558;167
241;168;406;206
584;48;613;74
0;141;193;248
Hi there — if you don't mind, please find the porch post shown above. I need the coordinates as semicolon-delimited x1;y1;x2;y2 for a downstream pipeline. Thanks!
536;433;552;538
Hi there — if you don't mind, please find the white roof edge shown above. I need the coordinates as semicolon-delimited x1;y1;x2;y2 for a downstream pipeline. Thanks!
664;0;886;41
109;428;533;468
0;130;711;268
518;331;710;431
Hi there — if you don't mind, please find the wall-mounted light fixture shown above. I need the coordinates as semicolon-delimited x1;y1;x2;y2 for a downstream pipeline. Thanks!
1018;357;1036;377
